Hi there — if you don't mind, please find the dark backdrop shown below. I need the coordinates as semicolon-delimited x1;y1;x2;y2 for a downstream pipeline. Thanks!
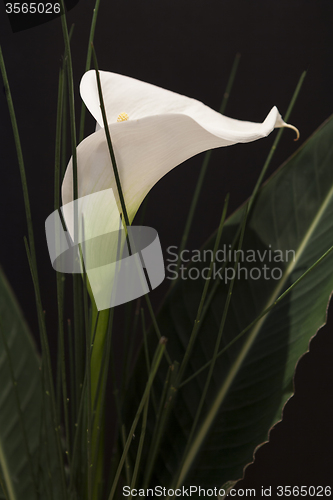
1;0;333;494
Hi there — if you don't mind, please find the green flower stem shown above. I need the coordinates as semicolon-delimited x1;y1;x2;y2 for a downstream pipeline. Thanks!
142;309;151;374
128;394;150;500
123;199;149;392
172;206;248;492
92;310;114;492
110;355;132;486
69;372;87;493
56;273;70;457
61;52;69;179
79;0;101;142
0;46;39;279
90;304;110;498
59;1;77;202
120;300;134;401
90;312;102;427
55;37;73;447
141;308;158;414
108;337;167;500
40;367;55;500
67;319;76;447
91;332;109;428
69;311;99;495
56;334;62;426
176;193;230;385
143;361;179;488
55;65;64;211
248;70;306;215
91;45;131;228
55;61;71;468
80;255;92;500
123;299;142;396
59;3;86;437
153;365;173;435
73;277;84;425
174;53;240;279
145;295;172;365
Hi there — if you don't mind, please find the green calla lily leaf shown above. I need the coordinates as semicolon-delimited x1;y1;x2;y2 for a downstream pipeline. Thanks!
126;115;333;489
0;268;61;500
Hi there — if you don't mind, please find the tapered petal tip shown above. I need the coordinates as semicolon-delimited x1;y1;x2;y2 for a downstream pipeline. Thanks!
275;113;300;141
284;122;300;141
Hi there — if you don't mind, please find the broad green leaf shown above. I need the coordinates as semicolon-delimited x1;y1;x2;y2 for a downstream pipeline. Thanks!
0;268;61;500
126;115;333;488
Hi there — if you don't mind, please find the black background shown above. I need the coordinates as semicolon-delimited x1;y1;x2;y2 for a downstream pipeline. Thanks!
1;0;333;495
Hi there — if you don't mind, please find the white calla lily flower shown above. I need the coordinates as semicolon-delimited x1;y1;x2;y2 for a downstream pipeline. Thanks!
62;70;298;231
60;70;298;309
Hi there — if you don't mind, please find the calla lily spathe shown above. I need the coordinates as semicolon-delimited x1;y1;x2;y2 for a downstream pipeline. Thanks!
62;70;298;235
60;71;297;309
